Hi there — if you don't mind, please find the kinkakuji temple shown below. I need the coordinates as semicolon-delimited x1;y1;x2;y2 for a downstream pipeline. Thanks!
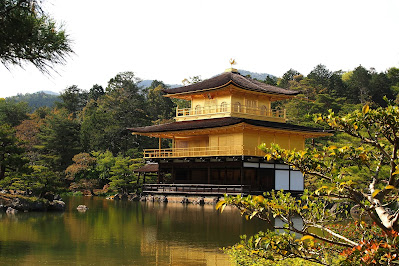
128;68;331;195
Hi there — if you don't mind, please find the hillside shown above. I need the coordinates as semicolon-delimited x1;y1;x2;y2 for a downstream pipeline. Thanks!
238;69;275;80
139;79;180;89
137;70;274;90
6;91;60;110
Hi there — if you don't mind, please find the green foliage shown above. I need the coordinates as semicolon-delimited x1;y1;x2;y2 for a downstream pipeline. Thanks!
144;80;175;123
181;75;202;85
65;152;97;181
307;64;332;88
224;231;321;265
220;104;399;265
88;84;105;101
37;108;81;171
80;71;149;154
369;71;394;106
60;190;83;196
345;66;371;104
65;151;111;192
218;191;346;265
280;65;398;132
106;71;142;94
109;156;141;194
0;123;28;180
65;151;144;194
6;91;60;111
263;75;278;86
278;68;300;88
171;98;190;109
0;98;30;126
284;93;349;127
56;85;88;117
0;0;73;72
7;165;63;197
92;150;116;181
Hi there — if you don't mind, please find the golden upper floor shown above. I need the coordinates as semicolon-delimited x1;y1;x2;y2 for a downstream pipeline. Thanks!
163;69;298;123
128;69;331;159
129;117;332;159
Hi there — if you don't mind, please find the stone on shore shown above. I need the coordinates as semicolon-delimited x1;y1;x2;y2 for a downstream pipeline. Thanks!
0;196;65;212
48;200;66;211
77;205;88;212
193;197;205;205
6;207;18;214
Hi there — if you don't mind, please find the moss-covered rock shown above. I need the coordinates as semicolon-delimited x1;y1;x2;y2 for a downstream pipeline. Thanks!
0;194;65;212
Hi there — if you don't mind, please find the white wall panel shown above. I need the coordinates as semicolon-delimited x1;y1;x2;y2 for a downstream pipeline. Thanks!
260;163;274;168
275;164;290;169
290;171;304;191
275;170;289;190
243;162;259;168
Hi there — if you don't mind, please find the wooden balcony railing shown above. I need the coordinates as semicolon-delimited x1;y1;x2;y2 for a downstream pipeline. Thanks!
143;145;265;159
175;103;286;122
143;184;251;195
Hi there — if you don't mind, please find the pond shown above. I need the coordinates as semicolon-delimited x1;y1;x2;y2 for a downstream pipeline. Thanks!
0;196;270;265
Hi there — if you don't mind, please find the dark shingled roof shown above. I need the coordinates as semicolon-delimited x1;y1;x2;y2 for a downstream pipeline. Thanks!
128;117;330;134
163;71;299;96
134;163;159;173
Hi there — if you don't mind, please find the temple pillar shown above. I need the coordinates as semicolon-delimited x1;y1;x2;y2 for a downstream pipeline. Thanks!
240;162;244;185
207;164;211;184
158;137;162;156
172;165;175;183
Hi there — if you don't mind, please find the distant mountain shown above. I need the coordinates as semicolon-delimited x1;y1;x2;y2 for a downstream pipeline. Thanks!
40;90;59;95
138;80;153;88
237;69;275;80
6;91;60;111
138;80;180;89
138;70;274;91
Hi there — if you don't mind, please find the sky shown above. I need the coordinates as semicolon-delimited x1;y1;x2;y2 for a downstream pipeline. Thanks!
1;0;399;98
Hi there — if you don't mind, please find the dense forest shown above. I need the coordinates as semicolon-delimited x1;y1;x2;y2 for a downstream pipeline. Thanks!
1;64;399;197
6;91;60;110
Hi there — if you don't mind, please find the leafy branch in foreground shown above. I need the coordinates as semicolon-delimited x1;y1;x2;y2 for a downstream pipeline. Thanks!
0;0;73;73
218;104;399;265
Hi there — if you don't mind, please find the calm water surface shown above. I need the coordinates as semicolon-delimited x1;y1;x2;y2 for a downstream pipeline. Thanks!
0;196;269;265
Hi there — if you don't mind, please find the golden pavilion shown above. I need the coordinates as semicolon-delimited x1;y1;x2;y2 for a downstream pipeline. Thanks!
129;68;330;194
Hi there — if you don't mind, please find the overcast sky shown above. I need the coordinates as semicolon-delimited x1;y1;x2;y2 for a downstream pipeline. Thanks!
1;0;399;98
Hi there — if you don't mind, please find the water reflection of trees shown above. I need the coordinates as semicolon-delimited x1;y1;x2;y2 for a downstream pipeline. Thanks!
140;202;272;247
0;197;270;265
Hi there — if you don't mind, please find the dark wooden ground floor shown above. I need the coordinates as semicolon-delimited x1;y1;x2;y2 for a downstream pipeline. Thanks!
150;156;304;193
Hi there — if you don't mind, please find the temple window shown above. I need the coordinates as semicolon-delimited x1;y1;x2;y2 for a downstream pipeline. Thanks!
246;99;257;114
220;102;227;112
260;105;267;116
195;105;202;114
233;102;241;112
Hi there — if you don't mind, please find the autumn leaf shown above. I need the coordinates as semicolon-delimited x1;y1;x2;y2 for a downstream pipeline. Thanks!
255;195;264;203
362;105;370;115
392;166;399;176
300;235;314;241
216;200;226;212
372;189;381;198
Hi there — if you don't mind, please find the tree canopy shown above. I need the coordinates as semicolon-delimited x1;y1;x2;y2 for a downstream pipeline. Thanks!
3;63;399;210
218;104;399;265
0;0;73;72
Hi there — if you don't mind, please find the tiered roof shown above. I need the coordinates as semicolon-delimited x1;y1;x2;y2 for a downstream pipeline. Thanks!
163;70;299;96
128;117;330;134
129;69;330;137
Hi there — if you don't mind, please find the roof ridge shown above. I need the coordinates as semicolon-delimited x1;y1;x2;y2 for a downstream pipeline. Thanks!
128;117;332;134
163;71;299;96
